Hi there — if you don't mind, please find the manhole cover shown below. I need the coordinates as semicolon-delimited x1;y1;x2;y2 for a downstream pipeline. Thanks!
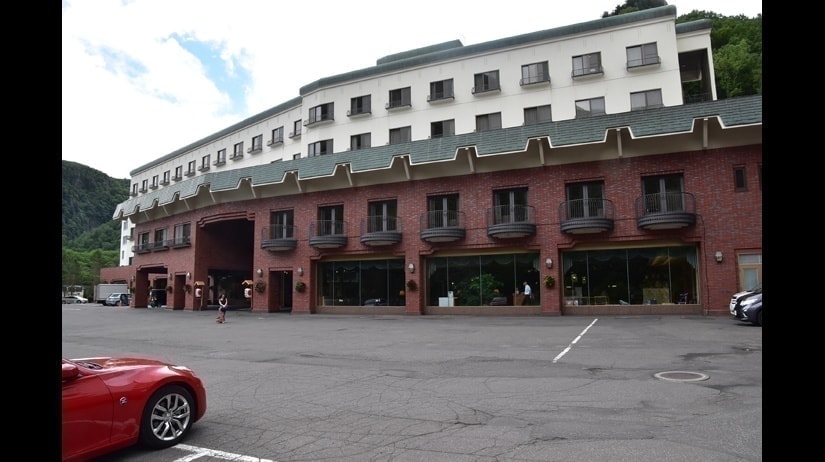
654;371;709;382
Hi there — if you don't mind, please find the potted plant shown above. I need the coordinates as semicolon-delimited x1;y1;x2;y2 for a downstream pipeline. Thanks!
295;281;306;293
166;285;173;293
543;275;555;289
184;284;192;293
405;279;417;291
255;280;266;293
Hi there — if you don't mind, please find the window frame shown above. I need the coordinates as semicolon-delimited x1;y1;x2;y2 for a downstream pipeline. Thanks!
216;149;227;164
269;127;284;145
350;133;371;151
308;139;333;157
430;119;455;138
389;126;411;145
199;154;211;171
367;200;398;233
186;160;196;175
626;42;660;68
734;165;747;192
428;79;454;102
473;70;500;94
520;61;550;85
249;134;263;152
572;52;603;77
565;181;606;219
630;89;663;111
575;97;606;118
290;120;302;138
524;105;552;125
307;102;335;125
386;87;411;110
475;112;502;132
232;142;244;159
348;95;371;116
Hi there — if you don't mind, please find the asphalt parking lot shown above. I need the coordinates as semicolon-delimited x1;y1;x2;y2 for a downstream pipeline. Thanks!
62;304;762;462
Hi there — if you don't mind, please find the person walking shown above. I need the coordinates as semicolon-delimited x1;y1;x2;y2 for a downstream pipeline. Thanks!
216;293;228;323
522;281;532;305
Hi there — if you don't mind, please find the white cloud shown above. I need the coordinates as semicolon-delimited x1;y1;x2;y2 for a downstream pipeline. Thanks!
62;0;761;178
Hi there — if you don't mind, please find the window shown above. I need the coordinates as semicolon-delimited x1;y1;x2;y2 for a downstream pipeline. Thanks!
292;153;301;160
565;182;605;219
389;126;411;144
290;120;302;138
199;154;210;171
140;179;148;192
186;161;196;175
367;200;398;233
232;142;244;158
131;183;138;196
430;119;455;138
572;52;602;77
307;102;334;125
317;205;344;236
575;97;606;118
630;89;663;111
734;166;747;192
626;43;659;68
473;70;500;94
350;133;371;151
308;139;333;157
216;149;226;164
521;61;550;85
642;174;685;213
269;210;294;239
348;95;371;116
248;134;263;152
268;127;284;145
162;170;170;184
476;112;502;132
137;232;151;252
318;259;406;307
173;223;191;246
153;228;168;249
524;105;552;125
493;188;529;224
151;175;159;188
174;166;183;180
428;79;454;101
427;194;460;228
386;87;411;109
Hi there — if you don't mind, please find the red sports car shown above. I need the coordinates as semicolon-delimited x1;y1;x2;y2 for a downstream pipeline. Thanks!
61;356;207;462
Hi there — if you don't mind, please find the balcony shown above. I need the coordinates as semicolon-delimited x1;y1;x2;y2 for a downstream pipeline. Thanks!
266;137;283;146
247;145;263;154
359;216;402;246
309;220;348;249
346;108;371;117
471;85;500;95
133;243;152;254
519;75;551;86
230;153;243;160
419;210;466;243
171;236;191;248
172;175;183;181
184;170;195;177
160;179;170;186
304;115;334;127
486;205;536;239
385;101;411;111
150;240;170;251
634;192;697;230
198;165;210;172
427;93;455;103
213;159;226;166
627;56;661;70
571;66;604;78
261;225;297;251
559;198;615;234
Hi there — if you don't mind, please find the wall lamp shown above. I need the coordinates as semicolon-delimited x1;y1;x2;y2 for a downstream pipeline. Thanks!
545;257;553;269
131;275;136;282
714;251;723;263
297;267;303;276
186;272;191;279
256;268;263;277
168;273;172;279
408;263;415;273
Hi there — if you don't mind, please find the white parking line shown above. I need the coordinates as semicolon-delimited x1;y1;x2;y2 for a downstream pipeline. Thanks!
174;444;275;461
553;318;598;363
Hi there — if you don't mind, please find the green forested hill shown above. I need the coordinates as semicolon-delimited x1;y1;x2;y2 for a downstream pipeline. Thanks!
62;160;129;251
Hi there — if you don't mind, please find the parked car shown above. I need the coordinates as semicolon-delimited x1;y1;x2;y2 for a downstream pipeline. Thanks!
732;288;762;326
62;295;88;304
61;355;207;462
729;282;761;315
105;293;130;306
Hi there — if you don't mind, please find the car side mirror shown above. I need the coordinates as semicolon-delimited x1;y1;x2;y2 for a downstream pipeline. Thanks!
62;362;79;381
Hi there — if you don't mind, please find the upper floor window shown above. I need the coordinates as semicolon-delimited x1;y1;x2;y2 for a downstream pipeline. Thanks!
151;175;159;188
472;70;500;94
308;139;333;157
131;183;138;196
249;134;263;152
389;126;411;144
524;105;552;125
642;174;685;213
348;95;371;116
199;154;211;171
153;228;168;247
428;79;454;102
565;181;605;219
140;179;148;192
350;133;371;151
292;153;301;160
386;87;411;109
493;188;529;224
317;204;344;236
307;102;334;125
174;165;183;180
630;89;663;111
186;160;196;175
427;194;460;228
626;42;660;68
575;97;606;118
367;200;398;232
476;112;502;132
162;170;170;184
430;119;455;138
216;149;226;164
572;52;602;77
520;61;550;85
270;210;294;239
173;222;191;246
289;120;302;138
734;166;747;192
232;142;244;158
268;127;284;145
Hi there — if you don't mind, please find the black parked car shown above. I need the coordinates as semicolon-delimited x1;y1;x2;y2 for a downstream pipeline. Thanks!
732;287;762;326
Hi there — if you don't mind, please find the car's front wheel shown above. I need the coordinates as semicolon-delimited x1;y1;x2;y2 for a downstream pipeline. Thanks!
139;385;196;449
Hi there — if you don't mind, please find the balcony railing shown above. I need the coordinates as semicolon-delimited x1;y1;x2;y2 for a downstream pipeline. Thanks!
634;192;697;230
485;205;536;238
559;198;615;234
419;210;466;243
309;220;348;248
572;66;603;78
171;236;191;248
261;225;297;251
519;74;551;86
359;216;402;246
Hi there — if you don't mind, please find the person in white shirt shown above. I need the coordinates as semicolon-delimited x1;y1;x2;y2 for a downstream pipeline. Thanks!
522;281;532;305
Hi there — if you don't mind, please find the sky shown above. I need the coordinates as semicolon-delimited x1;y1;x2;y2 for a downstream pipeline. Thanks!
62;0;762;179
